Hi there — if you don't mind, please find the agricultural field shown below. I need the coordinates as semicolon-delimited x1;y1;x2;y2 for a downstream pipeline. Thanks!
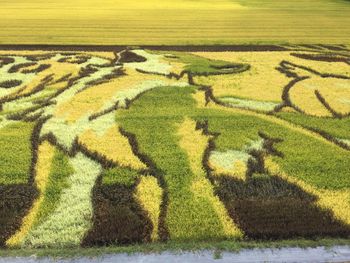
0;45;350;249
0;0;350;45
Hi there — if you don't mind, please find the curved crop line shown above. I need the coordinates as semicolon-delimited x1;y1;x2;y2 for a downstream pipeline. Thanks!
274;59;350;119
24;54;56;62
2;56;119;123
314;90;350;119
7;101;55;122
40;130;142;173
279;60;350;80
290;52;350;64
196;84;347;151
296;125;350;151
0;74;54;108
8;62;37;73
88;101;119;121
180;56;349;152
28;117;51;184
317;44;350;52
2;49;350;246
119;127;169;242
272;76;309;114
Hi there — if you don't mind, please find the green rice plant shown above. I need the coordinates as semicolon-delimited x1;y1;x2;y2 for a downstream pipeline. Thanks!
116;86;233;241
116;87;350;239
160;51;250;76
204;111;350;190
26;148;73;232
1;48;350;247
116;84;350;240
277;112;350;140
0;121;34;184
102;167;140;187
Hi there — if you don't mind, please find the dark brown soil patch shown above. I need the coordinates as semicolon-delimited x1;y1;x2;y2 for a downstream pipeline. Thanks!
0;80;22;89
82;180;152;246
0;184;38;247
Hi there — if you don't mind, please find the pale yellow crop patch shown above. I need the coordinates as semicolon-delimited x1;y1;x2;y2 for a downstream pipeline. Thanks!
7;60;81;100
79;125;146;170
84;52;115;61
288;54;350;78
209;158;247;180
290;77;350;117
193;51;291;102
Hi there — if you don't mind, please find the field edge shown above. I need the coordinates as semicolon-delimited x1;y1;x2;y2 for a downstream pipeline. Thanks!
0;239;350;258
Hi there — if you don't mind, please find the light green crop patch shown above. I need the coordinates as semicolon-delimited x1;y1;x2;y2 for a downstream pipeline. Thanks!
339;139;350;147
220;97;279;112
23;153;101;248
124;50;173;75
209;138;264;175
22;149;74;246
209;150;250;172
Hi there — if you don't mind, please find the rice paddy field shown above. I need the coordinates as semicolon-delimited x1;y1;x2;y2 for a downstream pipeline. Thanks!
0;0;350;256
0;45;350;251
0;0;350;45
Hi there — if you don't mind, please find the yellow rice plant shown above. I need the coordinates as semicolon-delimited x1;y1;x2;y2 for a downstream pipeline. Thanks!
193;51;291;102
288;54;350;78
6;141;55;247
54;68;181;122
177;118;243;238
134;176;163;241
6;60;81;101
290;77;350;117
78;125;146;170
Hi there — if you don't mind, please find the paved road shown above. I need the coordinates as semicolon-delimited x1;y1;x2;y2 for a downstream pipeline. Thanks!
1;246;350;263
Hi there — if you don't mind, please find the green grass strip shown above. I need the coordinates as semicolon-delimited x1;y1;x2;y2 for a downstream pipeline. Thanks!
0;121;34;184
